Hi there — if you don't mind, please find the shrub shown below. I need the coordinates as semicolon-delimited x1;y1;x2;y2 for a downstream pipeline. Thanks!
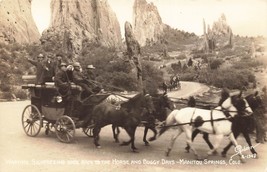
14;89;28;100
210;59;223;69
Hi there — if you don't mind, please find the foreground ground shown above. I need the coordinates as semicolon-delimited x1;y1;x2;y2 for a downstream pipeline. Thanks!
0;100;267;172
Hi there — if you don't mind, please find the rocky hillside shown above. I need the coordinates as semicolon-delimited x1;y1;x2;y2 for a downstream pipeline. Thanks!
0;0;40;44
133;0;165;47
41;0;122;57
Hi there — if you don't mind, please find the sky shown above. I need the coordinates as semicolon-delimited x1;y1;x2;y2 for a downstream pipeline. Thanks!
31;0;267;37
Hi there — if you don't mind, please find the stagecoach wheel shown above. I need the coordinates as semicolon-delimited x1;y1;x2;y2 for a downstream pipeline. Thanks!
22;105;42;137
55;116;75;143
82;127;93;137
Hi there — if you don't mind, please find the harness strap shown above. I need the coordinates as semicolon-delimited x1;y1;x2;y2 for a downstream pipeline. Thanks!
190;108;196;126
210;110;215;134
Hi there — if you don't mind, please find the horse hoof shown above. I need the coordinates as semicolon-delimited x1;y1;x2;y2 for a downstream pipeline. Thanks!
120;142;127;146
185;147;190;153
196;155;202;160
115;140;119;143
253;153;258;159
96;146;101;149
165;149;171;157
148;137;156;142
212;150;218;155
132;149;139;153
207;150;218;156
221;152;227;158
145;142;150;146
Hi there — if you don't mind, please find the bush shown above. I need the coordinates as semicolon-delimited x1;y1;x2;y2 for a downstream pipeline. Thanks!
210;59;223;70
14;89;28;100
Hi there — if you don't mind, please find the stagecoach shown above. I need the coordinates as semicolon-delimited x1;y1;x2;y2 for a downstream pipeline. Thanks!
21;79;111;143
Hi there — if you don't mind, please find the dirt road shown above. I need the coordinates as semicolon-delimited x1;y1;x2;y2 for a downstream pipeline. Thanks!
167;81;210;99
0;83;267;172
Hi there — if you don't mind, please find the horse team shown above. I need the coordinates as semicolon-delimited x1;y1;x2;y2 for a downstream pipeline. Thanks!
87;89;265;164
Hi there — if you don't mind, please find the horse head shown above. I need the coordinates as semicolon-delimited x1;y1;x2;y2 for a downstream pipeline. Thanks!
160;93;175;111
122;93;155;115
221;91;253;117
245;91;264;111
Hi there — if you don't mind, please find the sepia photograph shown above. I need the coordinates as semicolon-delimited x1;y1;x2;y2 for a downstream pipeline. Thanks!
0;0;267;171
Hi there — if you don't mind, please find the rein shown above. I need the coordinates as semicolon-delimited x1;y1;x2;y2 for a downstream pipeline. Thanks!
161;105;252;128
160;117;231;128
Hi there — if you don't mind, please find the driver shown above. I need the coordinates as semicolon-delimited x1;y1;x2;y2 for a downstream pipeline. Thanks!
72;62;94;96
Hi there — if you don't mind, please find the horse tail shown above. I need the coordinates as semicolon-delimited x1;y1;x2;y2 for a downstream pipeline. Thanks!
158;110;178;137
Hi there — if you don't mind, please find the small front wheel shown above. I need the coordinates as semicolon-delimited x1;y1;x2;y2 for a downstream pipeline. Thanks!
22;105;42;137
55;116;75;143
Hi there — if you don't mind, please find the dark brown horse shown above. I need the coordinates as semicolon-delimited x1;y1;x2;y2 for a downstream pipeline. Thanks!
112;93;175;146
90;93;154;152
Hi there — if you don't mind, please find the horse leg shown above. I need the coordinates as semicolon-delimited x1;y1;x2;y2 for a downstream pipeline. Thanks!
148;126;157;142
121;126;138;152
203;133;214;150
184;128;201;160
166;127;183;157
228;133;246;163
185;129;200;153
112;125;119;143
143;126;149;146
222;132;240;157
207;134;223;156
130;126;138;152
93;127;101;148
243;132;258;158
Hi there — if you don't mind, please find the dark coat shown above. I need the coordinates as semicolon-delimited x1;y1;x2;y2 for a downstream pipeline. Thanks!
28;59;46;84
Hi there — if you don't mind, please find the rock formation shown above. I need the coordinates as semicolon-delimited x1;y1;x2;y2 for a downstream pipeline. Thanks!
0;0;40;44
125;21;143;90
203;13;233;52
133;0;164;46
41;0;122;57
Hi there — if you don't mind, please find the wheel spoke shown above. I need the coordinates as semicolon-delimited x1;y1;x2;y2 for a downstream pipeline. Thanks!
23;122;30;129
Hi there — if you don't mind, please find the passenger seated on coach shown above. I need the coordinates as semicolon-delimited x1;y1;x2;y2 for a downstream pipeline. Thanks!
54;63;71;96
72;62;94;96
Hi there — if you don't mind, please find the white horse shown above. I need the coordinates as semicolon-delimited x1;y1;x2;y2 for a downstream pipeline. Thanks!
158;92;253;162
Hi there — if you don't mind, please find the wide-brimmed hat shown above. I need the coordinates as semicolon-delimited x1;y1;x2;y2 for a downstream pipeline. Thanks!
37;53;44;58
60;62;67;67
73;62;81;67
86;64;95;69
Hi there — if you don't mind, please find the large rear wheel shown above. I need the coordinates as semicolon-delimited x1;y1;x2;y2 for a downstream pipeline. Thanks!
55;116;75;143
22;105;42;137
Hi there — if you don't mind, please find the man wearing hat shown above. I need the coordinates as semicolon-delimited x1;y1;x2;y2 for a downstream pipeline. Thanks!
54;62;71;96
72;62;94;95
27;53;47;84
85;64;103;93
85;64;96;81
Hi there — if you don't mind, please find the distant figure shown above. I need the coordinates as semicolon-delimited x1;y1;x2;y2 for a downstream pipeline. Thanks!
27;53;46;84
187;96;196;107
